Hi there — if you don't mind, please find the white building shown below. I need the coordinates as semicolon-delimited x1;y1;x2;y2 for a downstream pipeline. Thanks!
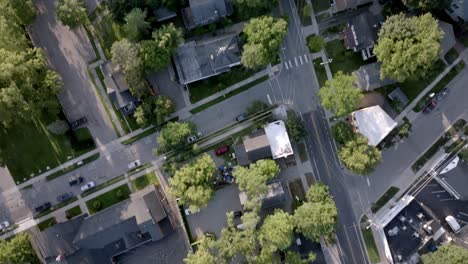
351;105;397;146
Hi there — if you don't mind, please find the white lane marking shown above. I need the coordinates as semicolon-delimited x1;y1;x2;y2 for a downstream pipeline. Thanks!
299;56;303;65
459;212;468;217
267;94;272;105
431;190;446;193
284;62;289;70
288;60;293;68
313;157;321;181
367;177;371;187
440;198;454;201
294;57;298;66
304;54;309;63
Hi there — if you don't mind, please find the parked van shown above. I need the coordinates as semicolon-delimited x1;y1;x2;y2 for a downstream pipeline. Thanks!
445;215;461;233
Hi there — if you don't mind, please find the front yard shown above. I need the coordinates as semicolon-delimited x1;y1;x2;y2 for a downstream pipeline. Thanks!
324;39;366;75
86;184;131;214
93;12;124;59
131;171;159;191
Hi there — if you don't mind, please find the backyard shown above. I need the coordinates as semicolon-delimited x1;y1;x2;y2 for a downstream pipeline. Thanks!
131;171;159;191
86;184;132;214
324;39;365;75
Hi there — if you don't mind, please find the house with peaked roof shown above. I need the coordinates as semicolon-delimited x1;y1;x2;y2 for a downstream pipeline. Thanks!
353;62;396;91
446;0;468;23
29;185;177;264
239;181;288;209
351;105;397;146
173;34;241;85
332;0;372;13
181;0;233;29
342;11;382;60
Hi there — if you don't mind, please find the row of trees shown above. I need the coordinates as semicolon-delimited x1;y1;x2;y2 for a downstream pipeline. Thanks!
0;233;38;263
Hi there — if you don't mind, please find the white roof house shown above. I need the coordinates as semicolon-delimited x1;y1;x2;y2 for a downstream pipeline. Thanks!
264;120;294;159
351;105;397;146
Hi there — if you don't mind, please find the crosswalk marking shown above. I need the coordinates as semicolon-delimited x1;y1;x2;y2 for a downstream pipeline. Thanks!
299;56;303;65
283;54;310;70
304;54;309;63
288;60;293;68
284;62;289;70
294;57;298;66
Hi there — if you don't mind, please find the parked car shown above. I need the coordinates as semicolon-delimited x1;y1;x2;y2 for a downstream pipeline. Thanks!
70;117;87;130
215;146;230;156
236;113;248;122
35;202;52;213
80;181;96;192
57;192;74;202
0;221;10;231
69;176;84;186
435;88;449;101
128;160;141;170
423;100;437;114
184;208;200;216
233;211;243;218
446;215;461;233
187;135;197;143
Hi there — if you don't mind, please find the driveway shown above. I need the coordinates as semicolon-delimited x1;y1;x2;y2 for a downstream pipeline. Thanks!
29;0;117;146
147;70;187;111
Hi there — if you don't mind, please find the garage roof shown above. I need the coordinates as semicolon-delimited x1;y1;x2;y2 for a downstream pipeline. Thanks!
352;105;397;146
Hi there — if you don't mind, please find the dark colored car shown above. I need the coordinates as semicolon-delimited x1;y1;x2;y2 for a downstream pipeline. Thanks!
423;100;437;114
70;117;87;130
233;211;243;218
35;202;51;213
69;176;84;186
215;146;230;156
236;113;248;122
57;192;74;202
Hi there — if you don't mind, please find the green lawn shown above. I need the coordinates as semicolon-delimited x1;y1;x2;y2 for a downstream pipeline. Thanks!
360;216;380;263
131;171;159;191
37;217;57;231
188;67;257;103
312;0;331;12
324;39;365;75
312;58;328;88
371;186;399;213
94;13;124;59
65;206;82;219
86;184;131;214
0;115;93;184
297;142;309;162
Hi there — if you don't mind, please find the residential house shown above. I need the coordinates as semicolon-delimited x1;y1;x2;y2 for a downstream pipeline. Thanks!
435;156;468;200
350;105;397;146
234;120;294;165
173;34;241;85
101;61;140;116
446;0;468;23
239;181;288;209
181;0;233;29
29;185;179;264
332;0;372;13
353;62;396;91
438;20;457;59
342;11;381;60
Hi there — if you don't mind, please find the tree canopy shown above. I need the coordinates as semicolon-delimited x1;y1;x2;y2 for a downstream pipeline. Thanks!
318;71;363;117
169;154;216;211
259;210;294;252
7;0;36;25
242;16;287;69
401;0;449;11
56;0;88;29
157;121;195;151
286;111;307;142
374;13;443;82
338;134;382;175
233;159;280;199
331;121;355;145
110;38;140;73
123;8;150;42
0;233;38;263
421;243;468;264
134;95;174;127
184;236;217;264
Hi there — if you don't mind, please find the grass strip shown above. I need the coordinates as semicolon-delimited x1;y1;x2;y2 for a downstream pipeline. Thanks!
86;184;131;214
371;186;399;213
84;26;100;60
46;153;100;181
33;197;79;219
88;1;106;22
190;76;269;114
37;217;57;231
179;205;194;243
65;206;82;219
360;216;380;263
112;103;130;134
81;175;126;197
121;127;158;145
131;171;159;191
128;163;153;176
313;58;327;88
298;142;308;162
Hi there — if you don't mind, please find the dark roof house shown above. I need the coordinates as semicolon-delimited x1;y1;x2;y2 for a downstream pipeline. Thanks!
181;0;233;29
342;11;381;60
353;62;396;91
446;0;468;23
173;34;241;85
29;185;176;264
332;0;372;13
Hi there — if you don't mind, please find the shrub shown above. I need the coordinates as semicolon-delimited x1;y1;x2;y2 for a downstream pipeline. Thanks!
116;189;124;199
307;35;325;52
93;201;102;210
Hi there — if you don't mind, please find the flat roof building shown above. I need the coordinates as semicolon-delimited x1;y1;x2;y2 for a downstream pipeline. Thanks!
351;105;397;146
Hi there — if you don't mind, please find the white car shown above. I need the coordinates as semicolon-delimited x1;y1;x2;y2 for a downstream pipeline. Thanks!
184;208;200;216
80;181;96;192
0;221;10;231
128;160;141;170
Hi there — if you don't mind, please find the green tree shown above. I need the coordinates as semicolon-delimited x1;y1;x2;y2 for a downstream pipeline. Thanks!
157;121;195;151
286;111;306;142
0;12;28;51
0;233;38;263
246;100;268;115
110;39;140;73
169;154;216;211
233;0;276;20
242;16;288;69
184;236;217;264
293;183;338;242
233;159;280;199
374;13;443;82
331;121;355;145
124;62;149;99
307;35;324;52
421;243;468;264
259;210;294;252
338;134;382;175
134;95;174;127
56;0;88;29
318;71;362;117
8;0;36;25
124;8;150;42
401;0;449;10
284;251;316;264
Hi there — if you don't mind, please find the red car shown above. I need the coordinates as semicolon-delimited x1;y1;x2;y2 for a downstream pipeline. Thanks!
215;146;229;156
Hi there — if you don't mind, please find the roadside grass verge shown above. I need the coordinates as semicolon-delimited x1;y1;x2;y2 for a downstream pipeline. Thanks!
84;26;100;60
121;127;158;145
295;0;312;26
312;0;330;12
46;153;100;182
324;39;365;75
65;206;83;220
189;76;269;114
93;12;123;59
88;1;106;22
312;58;328;88
86;184;131;214
188;67;258;103
297;142;308;162
33;197;79;219
37;217;57;231
81;175;126;197
371;186;400;213
360;216;380;263
131;171;159;191
288;179;306;213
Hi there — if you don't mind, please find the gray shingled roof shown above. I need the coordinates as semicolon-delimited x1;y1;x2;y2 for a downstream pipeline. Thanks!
353;62;396;91
333;0;372;13
343;11;380;51
182;0;233;29
243;130;273;162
